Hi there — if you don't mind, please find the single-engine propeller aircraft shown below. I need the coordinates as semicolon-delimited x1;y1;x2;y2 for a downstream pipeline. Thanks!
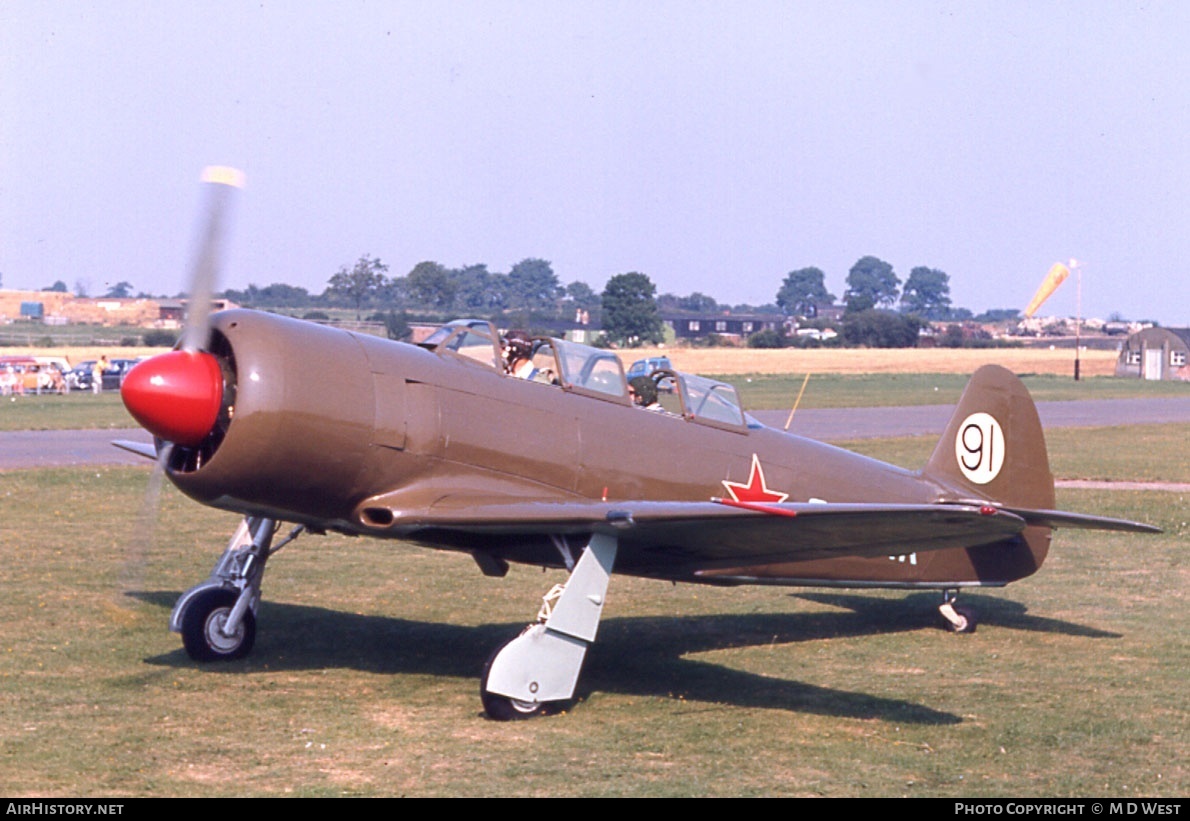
117;169;1159;719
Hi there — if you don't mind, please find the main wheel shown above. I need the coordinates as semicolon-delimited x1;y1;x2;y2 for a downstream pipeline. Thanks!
480;690;546;721
180;588;256;661
480;639;546;721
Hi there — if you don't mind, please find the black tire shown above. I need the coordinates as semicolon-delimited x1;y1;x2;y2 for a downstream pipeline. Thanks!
944;604;977;634
180;588;256;661
480;639;545;721
481;690;546;721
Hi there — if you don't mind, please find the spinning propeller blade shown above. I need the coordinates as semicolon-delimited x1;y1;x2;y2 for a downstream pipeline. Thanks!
180;166;244;353
122;166;242;449
118;443;173;599
120;167;243;600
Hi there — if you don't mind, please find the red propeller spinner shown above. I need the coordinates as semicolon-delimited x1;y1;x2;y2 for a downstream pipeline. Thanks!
121;350;223;448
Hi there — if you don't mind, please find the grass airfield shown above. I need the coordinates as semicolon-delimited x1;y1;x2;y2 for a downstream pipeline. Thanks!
0;350;1186;797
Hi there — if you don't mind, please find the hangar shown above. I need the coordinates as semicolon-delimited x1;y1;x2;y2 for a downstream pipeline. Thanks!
1115;327;1190;380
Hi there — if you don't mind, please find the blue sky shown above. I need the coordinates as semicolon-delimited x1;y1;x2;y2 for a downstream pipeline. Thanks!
2;1;1186;323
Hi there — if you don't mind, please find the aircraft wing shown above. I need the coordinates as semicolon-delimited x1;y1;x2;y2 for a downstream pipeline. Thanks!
396;496;1031;569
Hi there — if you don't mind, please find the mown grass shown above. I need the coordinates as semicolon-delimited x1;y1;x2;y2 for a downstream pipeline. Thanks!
0;424;1184;797
0;391;135;431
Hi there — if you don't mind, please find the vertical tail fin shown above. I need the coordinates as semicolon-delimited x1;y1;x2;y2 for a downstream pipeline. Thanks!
924;365;1055;511
922;366;1157;585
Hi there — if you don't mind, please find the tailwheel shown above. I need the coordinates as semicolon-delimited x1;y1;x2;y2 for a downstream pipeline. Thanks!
939;592;977;634
180;587;256;661
480;638;546;721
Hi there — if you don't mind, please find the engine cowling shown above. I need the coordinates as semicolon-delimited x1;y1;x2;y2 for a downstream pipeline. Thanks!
133;310;381;523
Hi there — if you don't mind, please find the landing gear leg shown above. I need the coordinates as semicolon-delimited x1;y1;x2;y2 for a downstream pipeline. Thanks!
481;533;618;720
938;589;977;634
171;517;303;661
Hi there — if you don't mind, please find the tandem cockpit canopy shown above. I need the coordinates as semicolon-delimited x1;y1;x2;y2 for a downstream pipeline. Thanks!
421;319;749;431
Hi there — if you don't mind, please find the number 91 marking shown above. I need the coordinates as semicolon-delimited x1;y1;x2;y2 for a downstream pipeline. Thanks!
955;412;1004;484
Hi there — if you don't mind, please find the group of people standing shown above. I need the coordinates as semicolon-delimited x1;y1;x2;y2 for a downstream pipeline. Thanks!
0;361;69;395
0;355;110;396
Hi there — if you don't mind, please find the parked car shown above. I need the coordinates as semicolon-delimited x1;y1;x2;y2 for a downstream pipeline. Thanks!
0;357;38;395
66;361;94;391
68;358;141;391
626;355;674;393
625;356;672;381
0;357;66;394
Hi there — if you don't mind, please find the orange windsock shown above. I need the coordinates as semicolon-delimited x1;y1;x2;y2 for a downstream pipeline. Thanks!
1023;262;1070;317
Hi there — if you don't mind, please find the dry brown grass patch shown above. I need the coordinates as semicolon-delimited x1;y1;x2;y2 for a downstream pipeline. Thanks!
616;346;1117;376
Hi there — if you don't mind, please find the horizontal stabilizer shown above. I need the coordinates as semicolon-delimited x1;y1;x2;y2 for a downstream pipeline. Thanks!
1000;506;1162;534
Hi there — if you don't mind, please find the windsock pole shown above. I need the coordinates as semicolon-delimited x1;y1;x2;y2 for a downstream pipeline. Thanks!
1073;261;1082;381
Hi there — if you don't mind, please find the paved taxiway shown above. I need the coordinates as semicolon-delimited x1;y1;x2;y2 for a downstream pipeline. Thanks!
1;396;1187;470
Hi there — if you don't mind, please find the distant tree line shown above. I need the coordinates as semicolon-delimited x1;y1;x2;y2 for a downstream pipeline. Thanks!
39;250;1024;349
8;245;1118;353
766;255;1022;348
222;255;603;329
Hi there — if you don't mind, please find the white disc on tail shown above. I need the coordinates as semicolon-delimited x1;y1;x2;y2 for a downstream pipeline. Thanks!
955;412;1004;484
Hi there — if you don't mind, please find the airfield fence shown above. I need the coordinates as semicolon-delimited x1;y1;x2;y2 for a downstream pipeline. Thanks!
0;319;388;349
0;331;143;348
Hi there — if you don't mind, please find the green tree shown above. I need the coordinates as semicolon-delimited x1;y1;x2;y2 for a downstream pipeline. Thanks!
900;267;951;319
776;267;835;316
842;309;923;347
657;291;721;313
44;280;69;293
454;264;506;313
747;328;787;348
222;284;261;305
384;310;411;341
105;281;134;298
601;272;664;347
731;301;782;313
678;292;719;312
327;255;388;319
506;258;561;311
844;256;899;313
973;308;1019;323
403;261;457;311
565;280;598;309
257;282;311;308
656;292;681;312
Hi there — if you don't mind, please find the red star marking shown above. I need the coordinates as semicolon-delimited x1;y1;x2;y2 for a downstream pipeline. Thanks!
721;454;789;504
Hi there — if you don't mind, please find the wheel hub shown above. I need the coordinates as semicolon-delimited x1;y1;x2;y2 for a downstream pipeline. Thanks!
205;608;244;653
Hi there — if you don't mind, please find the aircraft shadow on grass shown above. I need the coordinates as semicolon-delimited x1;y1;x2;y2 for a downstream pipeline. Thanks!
127;587;1123;724
790;592;1122;640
